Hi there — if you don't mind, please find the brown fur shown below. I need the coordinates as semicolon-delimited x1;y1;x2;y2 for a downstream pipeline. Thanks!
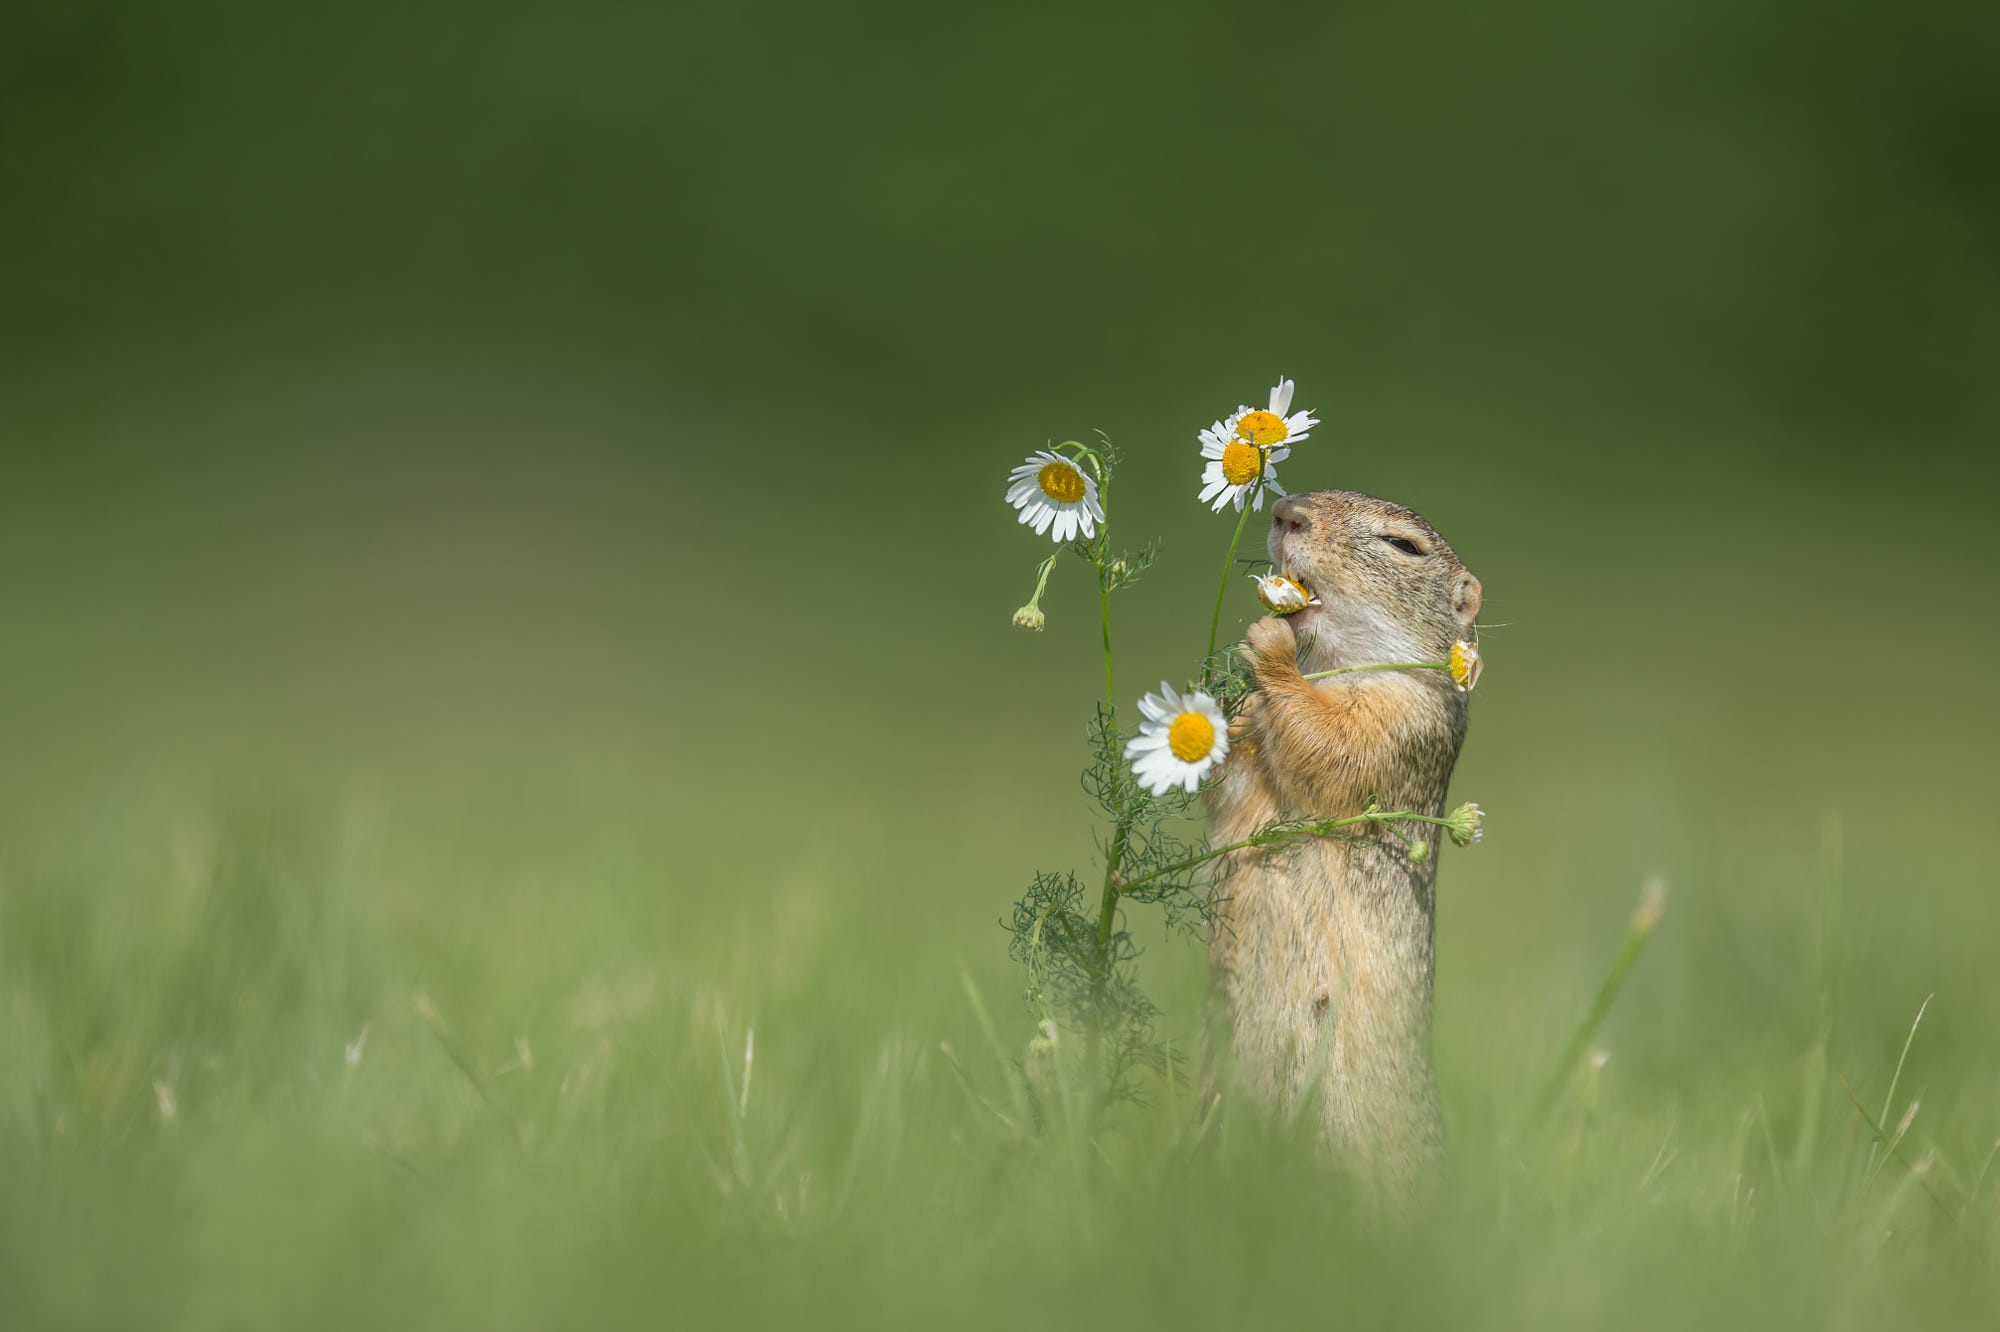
1206;490;1482;1204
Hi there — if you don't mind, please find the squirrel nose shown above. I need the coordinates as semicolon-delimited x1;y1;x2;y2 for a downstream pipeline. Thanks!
1271;495;1309;531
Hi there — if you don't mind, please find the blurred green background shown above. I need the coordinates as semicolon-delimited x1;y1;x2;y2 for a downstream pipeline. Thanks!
3;1;1998;1327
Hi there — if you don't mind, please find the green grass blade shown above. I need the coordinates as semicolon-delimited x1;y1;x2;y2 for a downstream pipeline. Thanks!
1865;994;1931;1182
1522;876;1666;1138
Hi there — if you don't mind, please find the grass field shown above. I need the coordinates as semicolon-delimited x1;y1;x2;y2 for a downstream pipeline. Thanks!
6;5;1997;1321
3;353;1997;1330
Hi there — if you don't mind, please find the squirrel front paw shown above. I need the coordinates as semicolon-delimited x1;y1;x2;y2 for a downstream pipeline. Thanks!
1241;616;1302;687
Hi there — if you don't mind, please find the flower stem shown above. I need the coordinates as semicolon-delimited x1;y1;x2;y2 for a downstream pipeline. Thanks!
1086;455;1121;1092
1089;454;1115;711
1084;830;1126;1101
1204;489;1259;672
1098;566;1115;712
1118;807;1448;894
1300;661;1449;682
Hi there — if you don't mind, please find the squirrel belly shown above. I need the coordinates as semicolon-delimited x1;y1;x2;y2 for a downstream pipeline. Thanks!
1205;490;1481;1205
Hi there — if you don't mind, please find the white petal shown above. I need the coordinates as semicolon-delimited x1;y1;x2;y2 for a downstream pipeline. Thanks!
1270;378;1294;416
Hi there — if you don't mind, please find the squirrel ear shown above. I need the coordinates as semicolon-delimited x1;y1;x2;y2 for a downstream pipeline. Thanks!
1452;572;1483;625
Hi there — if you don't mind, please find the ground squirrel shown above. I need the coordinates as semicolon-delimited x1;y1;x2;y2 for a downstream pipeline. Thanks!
1206;489;1482;1201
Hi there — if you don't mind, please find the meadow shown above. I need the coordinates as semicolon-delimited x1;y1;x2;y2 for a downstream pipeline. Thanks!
5;1;1998;1324
2;345;1996;1329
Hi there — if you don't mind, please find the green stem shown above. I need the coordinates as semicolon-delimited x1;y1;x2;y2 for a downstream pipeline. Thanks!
1300;661;1449;682
1119;807;1448;894
1084;447;1120;1092
1098;563;1114;711
1081;447;1114;709
1204;475;1262;669
1095;832;1126;966
1087;808;1131;1097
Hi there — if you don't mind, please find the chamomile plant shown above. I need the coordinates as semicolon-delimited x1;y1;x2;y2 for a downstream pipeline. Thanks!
998;381;1488;1112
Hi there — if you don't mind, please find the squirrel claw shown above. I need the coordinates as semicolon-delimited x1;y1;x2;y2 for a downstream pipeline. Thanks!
1243;616;1300;681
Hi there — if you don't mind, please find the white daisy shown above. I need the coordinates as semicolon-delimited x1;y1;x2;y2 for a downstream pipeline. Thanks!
1197;419;1289;513
1251;571;1319;615
1006;450;1103;543
1125;681;1230;795
1224;376;1319;449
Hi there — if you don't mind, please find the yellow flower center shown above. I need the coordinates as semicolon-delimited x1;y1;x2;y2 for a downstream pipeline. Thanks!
1235;410;1289;447
1450;641;1480;689
1037;460;1086;504
1219;441;1263;486
1167;712;1215;763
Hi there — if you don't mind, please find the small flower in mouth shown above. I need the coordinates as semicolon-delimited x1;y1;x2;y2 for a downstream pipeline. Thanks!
1445;802;1484;847
1251;571;1318;616
1448;640;1483;692
1125;681;1230;795
1006;450;1103;543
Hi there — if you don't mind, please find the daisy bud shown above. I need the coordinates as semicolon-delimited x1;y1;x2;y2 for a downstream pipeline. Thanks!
1012;553;1057;631
1449;640;1483;692
1407;839;1430;863
1445;802;1484;848
1251;572;1318;616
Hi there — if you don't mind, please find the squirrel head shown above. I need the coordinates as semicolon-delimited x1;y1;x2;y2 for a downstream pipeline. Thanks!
1266;490;1482;672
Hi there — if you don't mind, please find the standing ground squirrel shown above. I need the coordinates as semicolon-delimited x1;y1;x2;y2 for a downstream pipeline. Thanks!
1206;489;1482;1201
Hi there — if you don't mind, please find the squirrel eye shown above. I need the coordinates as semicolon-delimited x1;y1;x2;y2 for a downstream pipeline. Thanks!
1380;535;1426;557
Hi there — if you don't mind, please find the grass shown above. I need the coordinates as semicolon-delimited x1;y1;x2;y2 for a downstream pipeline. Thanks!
3;766;1996;1331
2;367;1997;1329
